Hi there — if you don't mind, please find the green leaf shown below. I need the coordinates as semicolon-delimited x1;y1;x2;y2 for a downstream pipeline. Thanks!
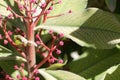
11;69;27;79
69;48;120;80
0;45;12;53
39;69;86;80
36;8;120;49
46;61;67;70
105;0;117;12
0;45;26;75
0;60;18;75
49;0;87;16
39;69;58;80
104;65;120;80
0;45;26;61
0;0;15;16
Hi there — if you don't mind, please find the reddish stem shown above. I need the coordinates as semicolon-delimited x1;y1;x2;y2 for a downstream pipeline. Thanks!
25;22;36;78
2;20;26;58
31;45;57;77
31;50;52;78
34;1;50;26
47;13;65;19
36;34;50;51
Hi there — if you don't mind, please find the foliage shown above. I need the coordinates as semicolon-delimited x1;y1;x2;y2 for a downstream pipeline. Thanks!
0;0;120;80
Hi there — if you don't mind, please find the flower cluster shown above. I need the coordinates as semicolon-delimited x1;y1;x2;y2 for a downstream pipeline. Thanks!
35;30;64;65
0;0;71;79
5;63;40;80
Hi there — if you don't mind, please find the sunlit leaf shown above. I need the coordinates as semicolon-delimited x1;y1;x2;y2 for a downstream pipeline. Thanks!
46;61;67;70
104;65;120;80
0;0;15;16
36;8;120;49
39;69;86;80
49;0;87;16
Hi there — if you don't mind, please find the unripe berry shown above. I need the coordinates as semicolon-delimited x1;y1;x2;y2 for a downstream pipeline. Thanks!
59;41;64;46
4;40;8;45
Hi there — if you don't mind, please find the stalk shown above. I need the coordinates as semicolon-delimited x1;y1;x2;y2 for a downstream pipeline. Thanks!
26;22;36;78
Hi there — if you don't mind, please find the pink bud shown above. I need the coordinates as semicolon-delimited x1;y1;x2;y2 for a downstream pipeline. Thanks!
34;69;39;75
58;59;63;63
7;6;11;11
21;32;26;37
50;58;55;63
16;28;21;32
8;30;13;36
19;4;24;11
22;77;27;80
35;34;39;39
4;40;8;45
49;6;53;10
45;10;50;14
48;30;53;34
41;3;46;8
14;65;19;70
5;75;11;80
59;41;64;46
58;0;62;4
56;49;61;54
8;14;13;19
36;41;40;45
59;33;64;38
30;0;36;3
33;9;37;13
35;77;40;80
0;34;3;39
16;74;21;79
42;53;46;58
21;63;25;67
0;14;2;19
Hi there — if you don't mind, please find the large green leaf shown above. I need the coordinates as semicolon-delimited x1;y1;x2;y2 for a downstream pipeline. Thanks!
49;0;87;16
69;48;120;80
36;8;120;49
104;65;120;80
39;69;86;80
